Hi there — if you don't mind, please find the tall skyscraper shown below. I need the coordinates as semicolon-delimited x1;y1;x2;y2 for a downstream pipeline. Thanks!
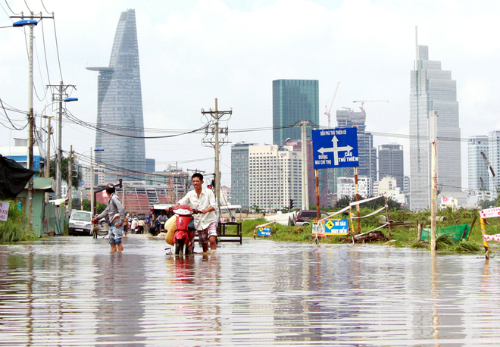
488;131;500;198
272;80;319;145
378;143;404;188
87;9;146;182
468;135;489;191
409;43;461;210
231;142;255;209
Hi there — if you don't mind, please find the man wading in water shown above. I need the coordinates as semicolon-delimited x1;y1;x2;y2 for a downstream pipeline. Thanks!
92;184;125;252
172;173;217;253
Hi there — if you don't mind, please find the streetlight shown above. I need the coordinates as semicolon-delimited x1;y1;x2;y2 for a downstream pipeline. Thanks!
277;137;290;211
56;97;78;199
13;17;37;225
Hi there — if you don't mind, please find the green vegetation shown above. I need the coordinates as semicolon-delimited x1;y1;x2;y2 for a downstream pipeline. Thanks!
0;201;37;242
72;199;107;214
242;207;499;255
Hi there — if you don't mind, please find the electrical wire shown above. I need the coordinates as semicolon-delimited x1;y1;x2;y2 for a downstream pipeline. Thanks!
51;16;63;81
33;37;49;102
40;17;52;87
23;0;31;12
39;0;50;14
3;0;19;14
63;109;208;139
0;99;28;130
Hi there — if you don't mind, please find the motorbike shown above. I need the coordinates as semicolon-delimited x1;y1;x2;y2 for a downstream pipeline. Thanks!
171;205;200;256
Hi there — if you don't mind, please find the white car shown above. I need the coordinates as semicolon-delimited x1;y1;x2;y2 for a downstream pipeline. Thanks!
68;211;93;236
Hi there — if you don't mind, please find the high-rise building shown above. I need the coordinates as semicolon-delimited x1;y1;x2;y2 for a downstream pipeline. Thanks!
87;9;146;182
378;144;404;188
337;176;371;199
468;135;489;191
272;80;319;145
231;142;256;210
289;140;328;208
329;109;376;194
145;159;156;173
488;131;500;198
248;144;302;211
409;43;461;210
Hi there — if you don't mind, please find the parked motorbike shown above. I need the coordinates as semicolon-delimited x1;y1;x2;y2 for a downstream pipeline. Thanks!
171;205;199;256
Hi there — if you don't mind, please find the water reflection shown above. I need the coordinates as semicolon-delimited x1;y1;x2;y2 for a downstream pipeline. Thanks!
0;237;500;345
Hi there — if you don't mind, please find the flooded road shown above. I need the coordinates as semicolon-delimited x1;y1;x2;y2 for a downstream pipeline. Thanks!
0;236;499;346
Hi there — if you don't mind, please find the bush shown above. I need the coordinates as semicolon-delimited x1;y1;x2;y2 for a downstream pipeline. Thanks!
0;201;36;242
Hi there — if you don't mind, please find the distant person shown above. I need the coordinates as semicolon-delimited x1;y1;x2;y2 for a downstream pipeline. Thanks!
92;184;125;252
131;218;138;234
172;173;217;252
137;219;145;234
156;210;168;231
123;214;130;237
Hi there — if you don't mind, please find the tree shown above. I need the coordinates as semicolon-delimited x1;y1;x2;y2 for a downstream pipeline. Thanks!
334;195;403;210
479;199;496;209
334;195;365;209
42;155;81;189
73;199;106;215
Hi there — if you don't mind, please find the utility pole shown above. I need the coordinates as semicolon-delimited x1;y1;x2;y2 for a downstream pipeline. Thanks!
201;99;232;220
46;81;76;198
354;167;361;233
12;12;54;225
90;148;94;216
44;115;54;203
67;145;73;212
301;120;309;210
429;110;438;251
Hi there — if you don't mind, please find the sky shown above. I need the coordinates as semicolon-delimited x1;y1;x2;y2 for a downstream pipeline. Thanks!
1;0;500;188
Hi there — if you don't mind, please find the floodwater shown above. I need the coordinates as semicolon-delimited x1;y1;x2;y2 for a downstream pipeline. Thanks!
0;236;499;346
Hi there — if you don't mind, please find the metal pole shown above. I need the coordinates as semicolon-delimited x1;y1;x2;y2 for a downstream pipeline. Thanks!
430;110;438;250
27;14;34;225
90;147;94;216
301;121;309;210
354;166;361;234
315;169;320;219
277;145;279;211
215;98;220;222
44;116;52;203
480;217;489;259
56;81;63;198
67;145;73;212
80;190;83;211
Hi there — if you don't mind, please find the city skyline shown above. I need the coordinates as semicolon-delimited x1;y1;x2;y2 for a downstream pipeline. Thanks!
1;1;499;189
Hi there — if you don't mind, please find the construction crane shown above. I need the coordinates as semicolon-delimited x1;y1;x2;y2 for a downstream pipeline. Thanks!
324;82;340;128
353;100;389;112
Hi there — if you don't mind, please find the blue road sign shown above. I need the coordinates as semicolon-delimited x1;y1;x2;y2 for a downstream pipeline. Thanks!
80;180;85;186
324;218;349;235
257;227;271;237
312;128;358;169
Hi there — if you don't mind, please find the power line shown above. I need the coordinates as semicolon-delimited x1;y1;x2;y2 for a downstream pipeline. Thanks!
51;16;63;81
39;0;50;14
3;0;20;15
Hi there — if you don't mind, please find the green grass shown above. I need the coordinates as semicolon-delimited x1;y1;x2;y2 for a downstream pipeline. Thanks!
241;208;498;255
0;200;37;242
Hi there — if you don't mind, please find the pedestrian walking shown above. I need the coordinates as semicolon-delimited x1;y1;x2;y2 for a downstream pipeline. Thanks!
92;184;125;252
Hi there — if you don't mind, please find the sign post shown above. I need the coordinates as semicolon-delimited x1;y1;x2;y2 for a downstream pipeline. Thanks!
312;128;359;221
0;201;10;222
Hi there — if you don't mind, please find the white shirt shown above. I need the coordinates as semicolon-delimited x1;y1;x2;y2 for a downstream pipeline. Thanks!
178;187;217;230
